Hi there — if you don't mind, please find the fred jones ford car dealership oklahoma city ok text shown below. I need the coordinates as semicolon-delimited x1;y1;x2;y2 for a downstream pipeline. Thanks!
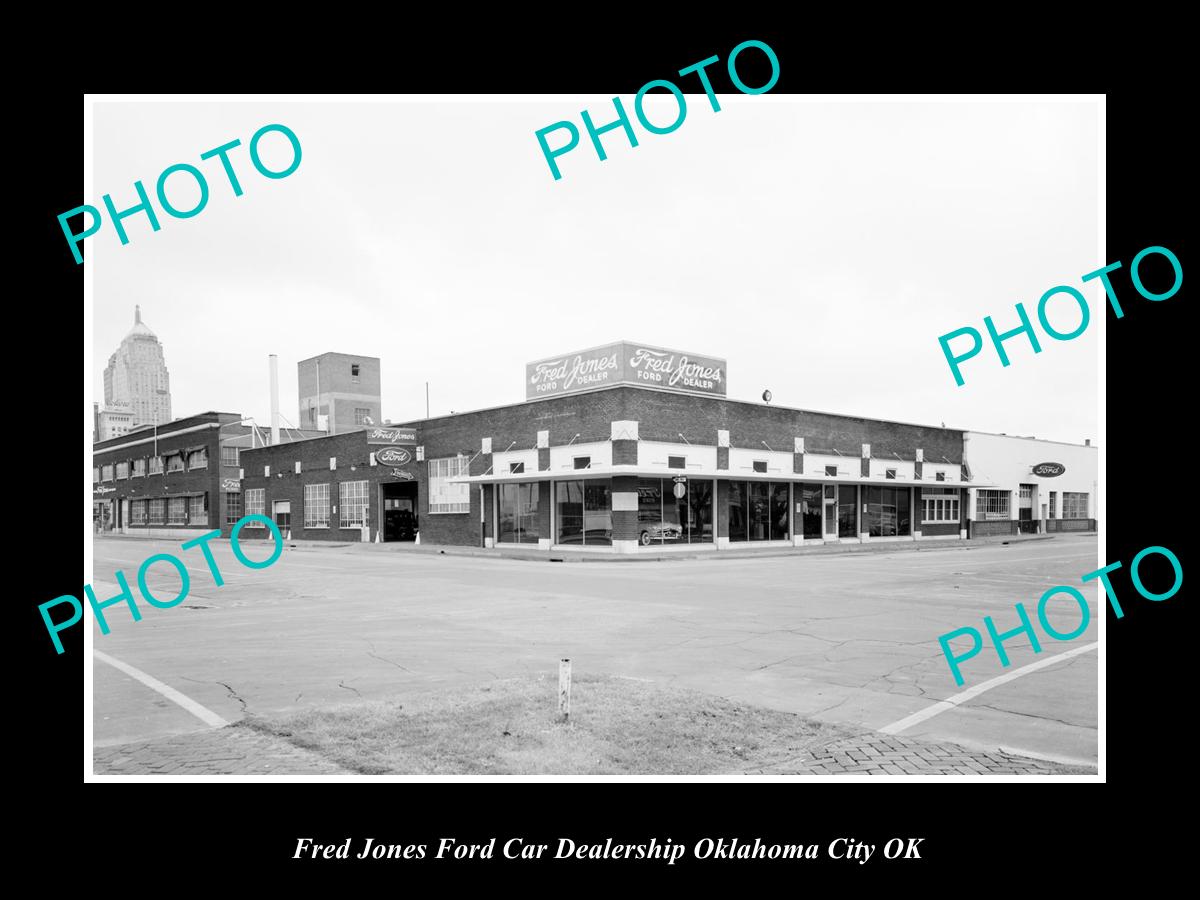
93;340;1096;554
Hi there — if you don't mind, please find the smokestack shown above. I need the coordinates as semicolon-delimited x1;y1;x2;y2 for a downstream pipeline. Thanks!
269;354;281;446
1085;439;1091;446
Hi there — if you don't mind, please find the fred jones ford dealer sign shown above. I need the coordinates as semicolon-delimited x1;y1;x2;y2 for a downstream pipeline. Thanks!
526;341;727;400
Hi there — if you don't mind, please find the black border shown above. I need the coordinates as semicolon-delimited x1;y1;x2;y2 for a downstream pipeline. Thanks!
26;24;1188;885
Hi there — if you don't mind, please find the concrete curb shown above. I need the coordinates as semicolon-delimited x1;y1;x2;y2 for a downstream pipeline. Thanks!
274;531;1085;563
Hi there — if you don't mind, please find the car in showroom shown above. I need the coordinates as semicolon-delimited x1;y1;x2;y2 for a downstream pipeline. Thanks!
639;520;683;545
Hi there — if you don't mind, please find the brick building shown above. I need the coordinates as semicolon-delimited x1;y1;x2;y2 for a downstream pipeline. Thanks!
298;352;382;434
238;341;1047;555
91;411;320;538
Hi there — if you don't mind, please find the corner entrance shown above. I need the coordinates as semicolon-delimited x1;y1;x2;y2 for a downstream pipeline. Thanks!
381;481;418;542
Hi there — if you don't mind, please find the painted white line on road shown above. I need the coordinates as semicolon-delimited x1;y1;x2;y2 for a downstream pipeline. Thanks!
94;650;229;728
878;642;1098;735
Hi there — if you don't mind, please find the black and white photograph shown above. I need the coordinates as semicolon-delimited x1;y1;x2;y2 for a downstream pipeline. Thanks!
75;89;1116;784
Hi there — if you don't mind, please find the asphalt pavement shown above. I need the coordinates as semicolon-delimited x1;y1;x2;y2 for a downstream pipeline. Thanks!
89;534;1100;769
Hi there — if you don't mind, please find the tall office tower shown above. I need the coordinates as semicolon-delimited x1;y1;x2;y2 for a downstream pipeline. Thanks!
298;352;381;434
103;305;172;427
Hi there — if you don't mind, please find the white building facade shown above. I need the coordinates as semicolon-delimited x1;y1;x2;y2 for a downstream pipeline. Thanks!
963;432;1097;537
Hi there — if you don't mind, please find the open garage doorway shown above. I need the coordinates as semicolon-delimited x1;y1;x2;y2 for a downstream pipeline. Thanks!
381;480;418;541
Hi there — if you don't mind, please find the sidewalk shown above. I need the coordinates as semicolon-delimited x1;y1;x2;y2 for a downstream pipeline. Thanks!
285;532;1075;563
93;723;1093;776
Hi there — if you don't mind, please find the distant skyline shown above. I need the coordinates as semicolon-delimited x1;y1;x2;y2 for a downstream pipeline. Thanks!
101;303;172;428
91;98;1100;444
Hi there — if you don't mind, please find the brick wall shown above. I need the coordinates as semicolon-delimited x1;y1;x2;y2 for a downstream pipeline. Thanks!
234;387;968;547
1046;518;1096;532
397;392;625;546
625;390;963;463
92;412;233;533
916;487;965;537
971;520;1018;537
241;430;417;542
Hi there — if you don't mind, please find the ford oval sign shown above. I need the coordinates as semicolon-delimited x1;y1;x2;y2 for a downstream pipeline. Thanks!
376;447;411;466
1032;462;1065;477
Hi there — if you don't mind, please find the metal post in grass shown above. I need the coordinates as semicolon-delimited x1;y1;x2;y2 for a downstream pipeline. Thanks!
559;658;572;722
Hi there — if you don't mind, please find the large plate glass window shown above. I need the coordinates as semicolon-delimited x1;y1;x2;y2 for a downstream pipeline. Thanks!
498;483;540;544
864;486;912;536
555;480;611;546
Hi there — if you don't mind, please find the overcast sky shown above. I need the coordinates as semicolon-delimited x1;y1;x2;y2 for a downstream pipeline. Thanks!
91;98;1099;444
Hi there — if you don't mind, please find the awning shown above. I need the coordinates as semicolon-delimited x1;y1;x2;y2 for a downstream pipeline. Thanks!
449;464;992;489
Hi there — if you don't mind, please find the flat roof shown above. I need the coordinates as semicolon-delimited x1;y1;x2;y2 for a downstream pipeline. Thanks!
298;352;380;364
965;430;1098;449
93;411;243;449
397;383;967;435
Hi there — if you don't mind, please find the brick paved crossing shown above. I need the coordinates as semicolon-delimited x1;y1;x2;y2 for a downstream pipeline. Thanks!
747;732;1094;776
94;726;348;775
93;724;1093;776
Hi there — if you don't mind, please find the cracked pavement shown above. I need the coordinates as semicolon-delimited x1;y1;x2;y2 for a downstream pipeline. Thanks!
91;534;1099;768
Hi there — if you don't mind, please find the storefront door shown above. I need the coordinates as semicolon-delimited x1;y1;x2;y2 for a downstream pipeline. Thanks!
823;485;838;540
1018;483;1035;533
273;500;291;532
94;500;113;533
838;485;858;538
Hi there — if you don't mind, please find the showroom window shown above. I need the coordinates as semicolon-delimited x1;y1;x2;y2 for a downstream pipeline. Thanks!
498;483;540;544
727;481;789;542
634;478;712;545
555;480;611;546
863;486;911;537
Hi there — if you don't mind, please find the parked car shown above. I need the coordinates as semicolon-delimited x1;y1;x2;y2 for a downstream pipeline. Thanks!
640;522;683;545
385;509;417;542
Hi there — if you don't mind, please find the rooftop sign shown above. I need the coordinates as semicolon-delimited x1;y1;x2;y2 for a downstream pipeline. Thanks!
526;341;726;400
366;427;417;446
